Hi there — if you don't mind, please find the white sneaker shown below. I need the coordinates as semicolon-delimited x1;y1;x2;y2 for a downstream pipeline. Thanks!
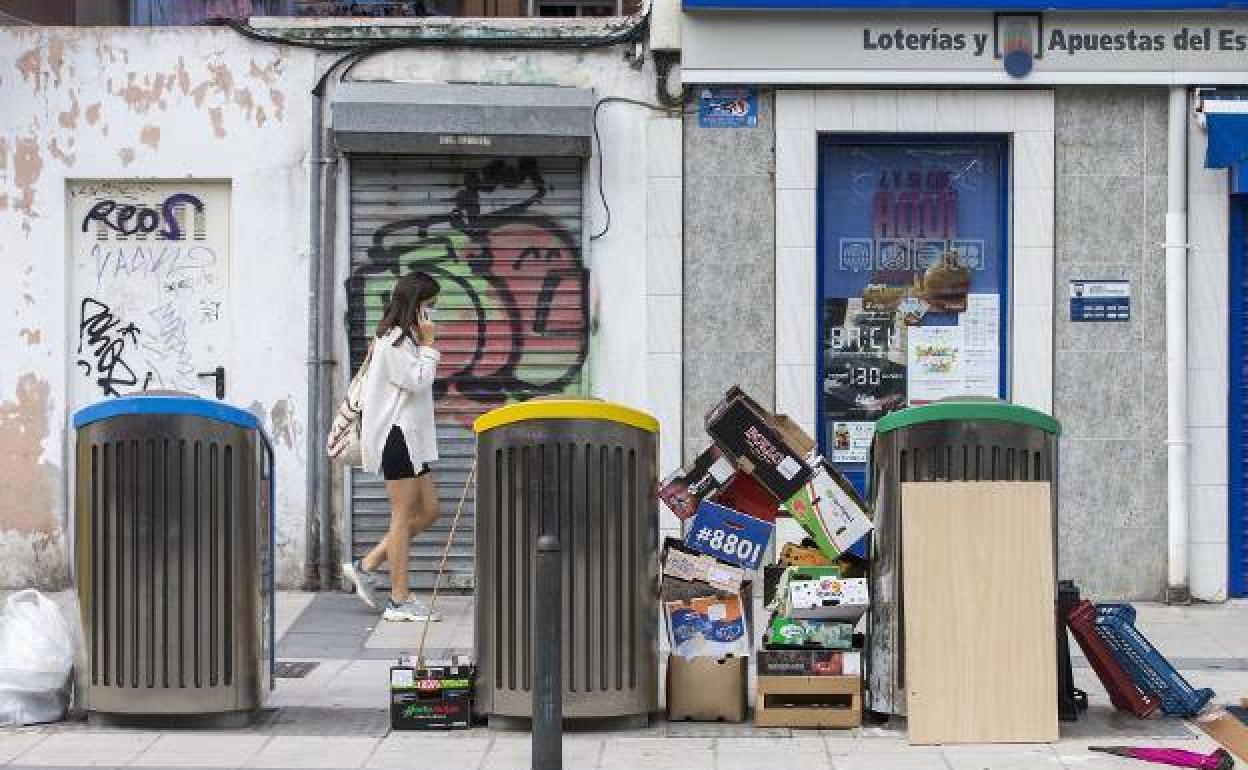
343;560;383;611
383;598;442;622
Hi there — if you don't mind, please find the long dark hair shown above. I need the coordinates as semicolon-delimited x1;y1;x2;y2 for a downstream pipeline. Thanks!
376;271;439;347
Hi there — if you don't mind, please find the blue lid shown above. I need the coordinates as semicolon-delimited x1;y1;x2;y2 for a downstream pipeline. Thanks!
73;394;261;431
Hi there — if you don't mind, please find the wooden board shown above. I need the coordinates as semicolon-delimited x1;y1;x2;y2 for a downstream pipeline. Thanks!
902;482;1058;744
1197;709;1248;764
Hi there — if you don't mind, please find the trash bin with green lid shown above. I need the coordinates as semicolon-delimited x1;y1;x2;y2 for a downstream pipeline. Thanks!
73;393;275;720
472;399;659;724
865;397;1061;716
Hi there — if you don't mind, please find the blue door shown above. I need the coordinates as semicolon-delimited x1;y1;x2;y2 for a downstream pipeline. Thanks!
1230;195;1248;597
816;136;1010;493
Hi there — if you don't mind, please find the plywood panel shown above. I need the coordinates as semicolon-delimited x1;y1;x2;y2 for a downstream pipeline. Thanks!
902;481;1058;744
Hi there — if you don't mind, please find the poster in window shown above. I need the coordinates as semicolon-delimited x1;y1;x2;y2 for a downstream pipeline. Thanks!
819;141;1006;474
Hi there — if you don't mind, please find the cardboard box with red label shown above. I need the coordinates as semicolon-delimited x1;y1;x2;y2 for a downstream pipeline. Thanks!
704;387;815;502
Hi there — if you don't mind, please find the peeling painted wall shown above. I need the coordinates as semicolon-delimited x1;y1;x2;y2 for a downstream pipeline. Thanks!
0;26;313;589
0;26;680;589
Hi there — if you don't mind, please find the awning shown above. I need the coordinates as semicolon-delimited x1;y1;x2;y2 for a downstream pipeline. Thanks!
1205;112;1248;170
330;82;595;157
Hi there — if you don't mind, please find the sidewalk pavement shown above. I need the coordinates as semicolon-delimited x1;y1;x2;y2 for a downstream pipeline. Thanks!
1;591;1246;770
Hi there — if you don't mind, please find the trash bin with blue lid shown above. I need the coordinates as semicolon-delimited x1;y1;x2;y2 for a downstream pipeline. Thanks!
73;393;275;719
865;397;1061;717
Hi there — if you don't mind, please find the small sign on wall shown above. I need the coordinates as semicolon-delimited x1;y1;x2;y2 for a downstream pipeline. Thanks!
698;87;758;128
1070;279;1130;322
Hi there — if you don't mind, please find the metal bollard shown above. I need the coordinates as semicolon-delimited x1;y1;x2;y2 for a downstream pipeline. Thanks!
533;534;562;770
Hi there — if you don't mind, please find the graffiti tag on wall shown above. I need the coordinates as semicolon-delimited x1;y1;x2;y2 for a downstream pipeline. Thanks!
350;158;589;418
69;182;230;403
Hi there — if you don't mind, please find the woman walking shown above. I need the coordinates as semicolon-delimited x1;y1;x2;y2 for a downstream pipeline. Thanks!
343;271;443;622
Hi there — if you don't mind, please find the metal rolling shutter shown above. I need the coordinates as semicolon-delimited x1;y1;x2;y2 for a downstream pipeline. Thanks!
347;155;589;591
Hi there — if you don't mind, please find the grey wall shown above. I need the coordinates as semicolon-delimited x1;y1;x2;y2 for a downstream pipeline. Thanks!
1053;87;1169;600
682;90;777;462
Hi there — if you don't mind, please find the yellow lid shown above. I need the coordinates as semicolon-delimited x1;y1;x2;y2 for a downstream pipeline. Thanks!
472;399;659;434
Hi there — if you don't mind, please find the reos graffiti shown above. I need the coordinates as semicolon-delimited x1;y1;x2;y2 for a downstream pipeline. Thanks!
351;158;589;415
81;192;204;241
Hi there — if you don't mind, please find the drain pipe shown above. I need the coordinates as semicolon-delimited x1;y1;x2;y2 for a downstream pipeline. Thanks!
1165;85;1191;605
306;76;325;590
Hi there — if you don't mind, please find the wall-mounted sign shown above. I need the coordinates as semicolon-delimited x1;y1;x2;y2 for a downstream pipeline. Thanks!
698;87;758;128
1070;279;1131;321
683;13;1248;84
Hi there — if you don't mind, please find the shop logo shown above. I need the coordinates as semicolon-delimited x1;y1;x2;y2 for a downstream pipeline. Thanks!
995;13;1043;78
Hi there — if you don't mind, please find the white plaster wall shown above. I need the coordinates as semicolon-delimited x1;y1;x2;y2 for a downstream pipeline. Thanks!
1187;109;1230;602
0;30;681;587
0;26;314;588
774;89;1057;439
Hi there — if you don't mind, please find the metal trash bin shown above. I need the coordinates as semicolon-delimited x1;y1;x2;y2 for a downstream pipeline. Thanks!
472;399;659;722
73;393;275;718
865;397;1060;716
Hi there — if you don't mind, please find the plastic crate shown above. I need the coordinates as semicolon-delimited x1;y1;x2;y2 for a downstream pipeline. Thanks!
1092;603;1215;718
1066;600;1160;718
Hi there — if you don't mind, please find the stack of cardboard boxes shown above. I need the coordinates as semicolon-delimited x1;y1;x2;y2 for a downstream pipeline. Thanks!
661;387;874;727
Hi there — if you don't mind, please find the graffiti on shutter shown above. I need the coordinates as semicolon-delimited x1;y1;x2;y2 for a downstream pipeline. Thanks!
348;155;588;590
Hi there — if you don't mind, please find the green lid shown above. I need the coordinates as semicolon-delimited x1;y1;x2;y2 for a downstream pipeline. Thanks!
874;397;1061;436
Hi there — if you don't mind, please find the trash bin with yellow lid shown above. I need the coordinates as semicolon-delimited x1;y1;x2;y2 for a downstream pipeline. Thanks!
472;399;659;724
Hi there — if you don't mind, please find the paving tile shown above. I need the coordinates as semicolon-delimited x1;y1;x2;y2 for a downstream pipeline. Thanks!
835;749;949;770
717;746;833;770
365;733;491;769
942;746;1061;770
0;732;47;764
12;732;159;766
482;738;603;770
275;593;318;641
247;736;380;768
716;735;827;752
129;734;269;767
598;741;714;770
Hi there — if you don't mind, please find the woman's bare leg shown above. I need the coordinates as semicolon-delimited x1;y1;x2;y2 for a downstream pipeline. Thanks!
361;534;389;573
383;477;421;603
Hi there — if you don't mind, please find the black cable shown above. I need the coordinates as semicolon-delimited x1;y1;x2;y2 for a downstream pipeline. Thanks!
205;17;362;50
589;96;682;241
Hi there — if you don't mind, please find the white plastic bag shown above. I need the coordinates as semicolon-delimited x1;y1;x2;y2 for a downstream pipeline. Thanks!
0;590;74;726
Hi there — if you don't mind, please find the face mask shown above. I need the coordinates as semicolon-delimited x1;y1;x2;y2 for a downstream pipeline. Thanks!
421;304;437;323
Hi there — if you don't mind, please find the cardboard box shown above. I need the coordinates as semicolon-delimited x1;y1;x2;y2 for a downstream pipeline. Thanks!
664;592;750;659
765;616;856;649
391;690;472;730
779;543;834;567
659;445;737;520
754;675;862;729
763;565;787;607
685;501;774;571
705;387;814;502
667;654;748;723
782;456;873;561
710;473;779;523
661;538;745;593
788;576;870;621
766;566;842;613
390;658;475;730
756;649;861;677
